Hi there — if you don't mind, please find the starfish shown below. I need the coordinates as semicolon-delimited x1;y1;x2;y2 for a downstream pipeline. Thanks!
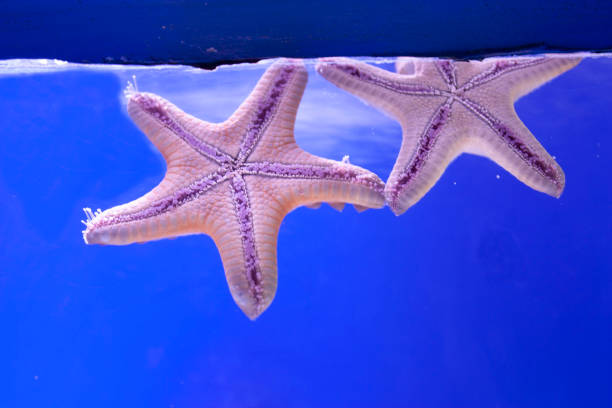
316;56;581;215
82;59;385;319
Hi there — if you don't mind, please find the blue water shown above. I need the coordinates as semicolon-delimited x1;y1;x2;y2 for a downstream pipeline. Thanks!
0;57;610;407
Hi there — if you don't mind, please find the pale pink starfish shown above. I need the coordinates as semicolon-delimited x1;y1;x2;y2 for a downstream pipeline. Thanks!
82;59;384;319
316;56;581;215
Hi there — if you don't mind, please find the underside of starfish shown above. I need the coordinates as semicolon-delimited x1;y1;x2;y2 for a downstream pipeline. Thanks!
82;59;385;319
316;56;581;215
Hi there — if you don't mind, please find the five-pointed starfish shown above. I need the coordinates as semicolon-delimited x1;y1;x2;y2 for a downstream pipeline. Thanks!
82;59;385;319
316;56;581;215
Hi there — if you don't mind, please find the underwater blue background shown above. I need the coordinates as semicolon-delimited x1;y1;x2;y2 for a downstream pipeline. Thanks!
0;57;611;407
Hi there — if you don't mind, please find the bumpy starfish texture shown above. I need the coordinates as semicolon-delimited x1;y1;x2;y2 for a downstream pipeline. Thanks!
82;60;385;319
316;56;581;215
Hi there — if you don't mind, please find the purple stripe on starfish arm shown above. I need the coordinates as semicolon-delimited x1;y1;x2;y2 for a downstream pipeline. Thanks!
460;58;547;92
389;101;453;203
435;60;457;89
458;97;562;186
242;162;384;193
230;175;264;304
131;94;233;165
87;169;231;229
322;61;441;97
237;65;297;162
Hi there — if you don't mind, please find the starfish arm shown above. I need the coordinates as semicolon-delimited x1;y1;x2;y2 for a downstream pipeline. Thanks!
385;101;467;215
316;58;441;125
198;176;279;320
459;57;581;99
244;157;386;210
82;172;232;245
457;97;565;197
509;57;581;99
224;59;309;162
127;92;233;167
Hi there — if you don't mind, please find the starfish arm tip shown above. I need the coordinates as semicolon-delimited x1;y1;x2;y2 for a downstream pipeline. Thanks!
385;194;410;216
389;205;405;217
551;179;565;199
227;272;276;320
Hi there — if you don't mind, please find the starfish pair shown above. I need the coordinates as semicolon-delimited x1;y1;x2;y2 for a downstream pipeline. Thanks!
82;56;579;319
